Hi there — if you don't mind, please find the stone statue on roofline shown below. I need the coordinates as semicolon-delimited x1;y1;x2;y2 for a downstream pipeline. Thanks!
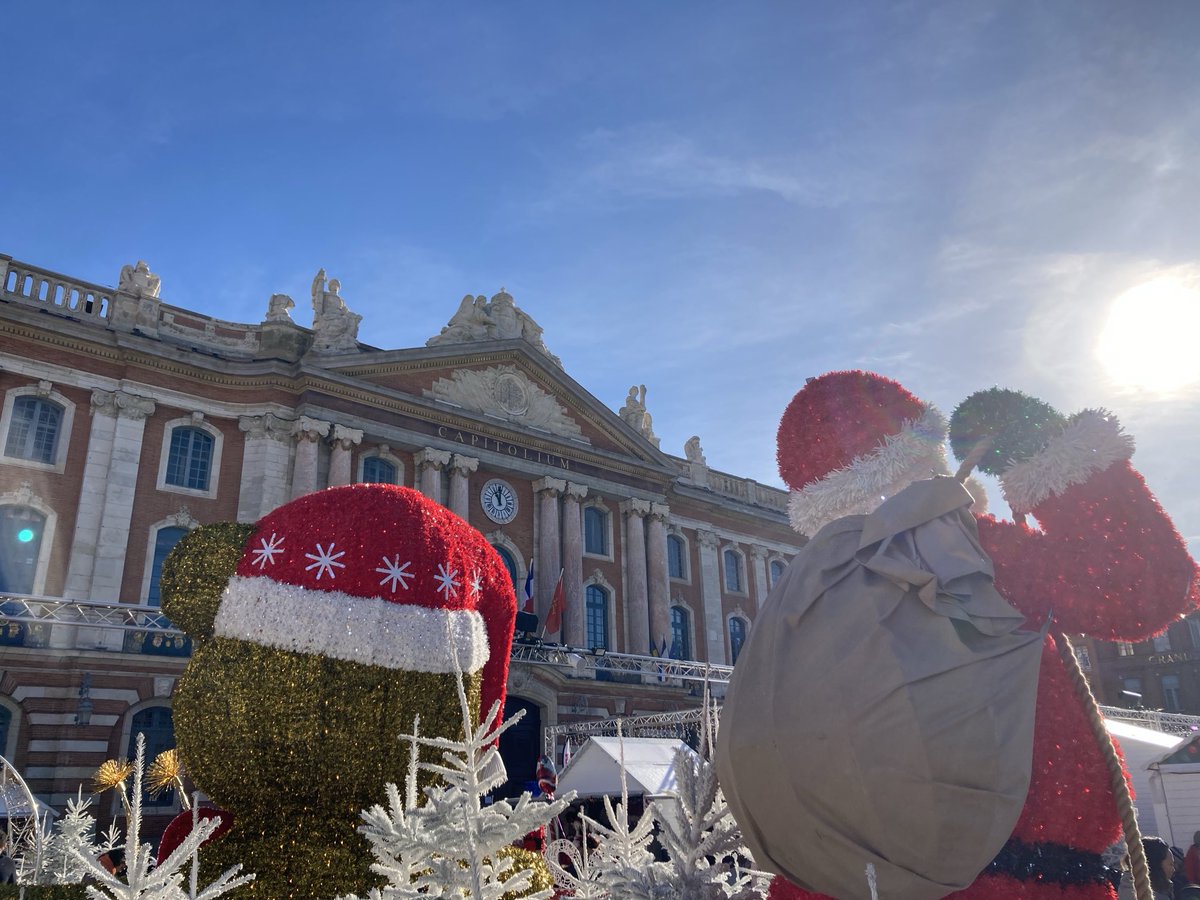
427;288;562;367
118;260;161;299
619;384;660;448
309;268;362;354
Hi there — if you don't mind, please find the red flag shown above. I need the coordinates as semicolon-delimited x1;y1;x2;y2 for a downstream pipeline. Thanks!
544;569;565;634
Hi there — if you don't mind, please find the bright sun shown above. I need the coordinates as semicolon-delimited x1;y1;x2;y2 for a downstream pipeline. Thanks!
1097;275;1200;392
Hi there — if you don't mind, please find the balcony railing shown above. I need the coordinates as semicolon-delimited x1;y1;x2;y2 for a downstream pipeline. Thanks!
0;257;112;322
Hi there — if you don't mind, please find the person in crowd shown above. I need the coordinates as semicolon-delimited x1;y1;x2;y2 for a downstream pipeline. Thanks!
1119;836;1177;900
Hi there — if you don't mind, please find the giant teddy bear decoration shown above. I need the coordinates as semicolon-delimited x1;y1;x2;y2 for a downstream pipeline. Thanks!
158;484;518;899
718;371;1200;900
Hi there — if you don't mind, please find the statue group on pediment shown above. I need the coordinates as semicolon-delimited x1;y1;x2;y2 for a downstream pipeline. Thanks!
619;384;660;448
428;289;561;366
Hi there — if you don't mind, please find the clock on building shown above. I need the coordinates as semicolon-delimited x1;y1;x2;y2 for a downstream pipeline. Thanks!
480;478;519;524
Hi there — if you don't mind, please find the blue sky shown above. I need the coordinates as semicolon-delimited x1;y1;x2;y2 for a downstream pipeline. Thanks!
3;1;1199;556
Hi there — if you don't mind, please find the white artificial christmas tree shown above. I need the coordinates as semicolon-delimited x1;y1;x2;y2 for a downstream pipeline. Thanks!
74;733;254;900
35;791;119;884
338;657;572;900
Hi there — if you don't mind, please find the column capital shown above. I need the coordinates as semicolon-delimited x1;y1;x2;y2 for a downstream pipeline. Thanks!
449;454;480;475
415;447;452;471
696;528;721;550
620;497;652;518
292;416;331;442
533;476;566;497
648;502;671;523
750;544;770;562
92;390;156;420
564;481;589;502
330;424;364;450
239;413;294;442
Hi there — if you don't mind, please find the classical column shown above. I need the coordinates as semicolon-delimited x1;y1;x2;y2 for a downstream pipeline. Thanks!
63;390;121;599
696;529;726;664
89;392;157;602
236;413;294;521
750;545;770;613
561;482;588;647
448;454;479;520
534;477;565;628
415;447;452;504
327;425;364;487
290;416;330;499
646;503;671;652
621;498;652;655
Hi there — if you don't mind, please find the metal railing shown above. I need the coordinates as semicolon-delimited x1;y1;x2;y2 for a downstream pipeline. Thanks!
1099;705;1200;737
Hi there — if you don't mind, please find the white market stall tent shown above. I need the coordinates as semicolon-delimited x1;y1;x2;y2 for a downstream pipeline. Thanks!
1105;718;1181;840
1147;730;1200;847
557;736;697;799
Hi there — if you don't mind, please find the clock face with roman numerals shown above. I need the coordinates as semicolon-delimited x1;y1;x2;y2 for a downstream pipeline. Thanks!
481;478;519;524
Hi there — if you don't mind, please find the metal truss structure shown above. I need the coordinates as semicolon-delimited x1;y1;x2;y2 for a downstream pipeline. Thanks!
0;593;174;632
1099;704;1200;737
544;705;713;754
510;637;734;684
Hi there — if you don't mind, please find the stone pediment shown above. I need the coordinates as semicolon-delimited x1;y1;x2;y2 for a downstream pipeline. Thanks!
424;364;587;442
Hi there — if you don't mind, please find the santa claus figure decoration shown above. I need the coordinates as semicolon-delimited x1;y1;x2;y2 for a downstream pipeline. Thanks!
718;371;1199;900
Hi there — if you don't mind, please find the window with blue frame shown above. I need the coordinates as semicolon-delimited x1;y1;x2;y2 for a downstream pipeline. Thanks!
723;549;743;592
586;585;609;650
130;706;176;807
0;505;45;594
667;534;686;579
670;606;691;660
770;559;785;585
362;456;398;484
729;617;748;664
147;527;189;607
584;507;609;555
165;427;214;491
4;397;62;464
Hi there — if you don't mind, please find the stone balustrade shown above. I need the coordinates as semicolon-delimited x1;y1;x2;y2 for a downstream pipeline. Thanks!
1;256;112;322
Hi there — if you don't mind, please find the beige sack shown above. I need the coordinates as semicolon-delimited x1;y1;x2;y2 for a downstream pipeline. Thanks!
716;476;1042;900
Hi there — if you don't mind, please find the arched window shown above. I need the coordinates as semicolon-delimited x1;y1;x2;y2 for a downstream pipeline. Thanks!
165;427;214;491
0;505;46;594
670;606;691;660
585;585;610;651
769;559;785;586
723;549;743;593
667;534;687;580
729;617;748;664
146;527;189;606
4;397;62;464
361;456;398;485
493;544;519;590
584;506;609;556
130;706;176;807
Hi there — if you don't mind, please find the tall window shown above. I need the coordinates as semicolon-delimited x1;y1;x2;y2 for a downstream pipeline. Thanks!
130;706;176;807
1116;641;1136;657
1188;618;1200;649
493;545;519;590
723;549;742;592
584;507;609;555
1162;675;1183;712
670;606;691;660
165;427;214;491
4;397;62;464
667;535;686;579
769;559;785;586
362;457;398;485
729;617;747;664
586;585;609;650
1152;630;1172;653
0;505;46;594
147;527;189;606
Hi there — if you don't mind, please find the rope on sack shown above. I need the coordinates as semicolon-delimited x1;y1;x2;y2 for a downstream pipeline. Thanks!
955;437;1151;900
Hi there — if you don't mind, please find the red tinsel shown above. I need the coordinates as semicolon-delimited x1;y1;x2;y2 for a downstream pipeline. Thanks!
156;806;234;865
776;371;925;491
766;453;1198;900
234;484;518;733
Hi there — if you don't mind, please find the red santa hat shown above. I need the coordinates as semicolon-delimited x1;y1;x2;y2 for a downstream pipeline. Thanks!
211;483;517;728
777;370;950;536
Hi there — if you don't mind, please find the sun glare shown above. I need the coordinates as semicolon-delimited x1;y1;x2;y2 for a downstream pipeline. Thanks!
1097;275;1200;393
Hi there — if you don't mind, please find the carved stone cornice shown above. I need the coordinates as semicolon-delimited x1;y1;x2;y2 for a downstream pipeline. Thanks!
239;413;294;443
415;447;452;471
424;364;585;441
330;424;364;450
449;454;479;475
696;529;721;550
621;498;652;518
533;476;566;497
564;482;589;503
292;416;331;443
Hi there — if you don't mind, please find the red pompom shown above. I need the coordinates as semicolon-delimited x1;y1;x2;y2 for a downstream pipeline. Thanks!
156;806;234;865
776;371;926;491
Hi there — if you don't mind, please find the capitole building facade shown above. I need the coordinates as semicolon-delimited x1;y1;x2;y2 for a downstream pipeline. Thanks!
0;252;803;826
